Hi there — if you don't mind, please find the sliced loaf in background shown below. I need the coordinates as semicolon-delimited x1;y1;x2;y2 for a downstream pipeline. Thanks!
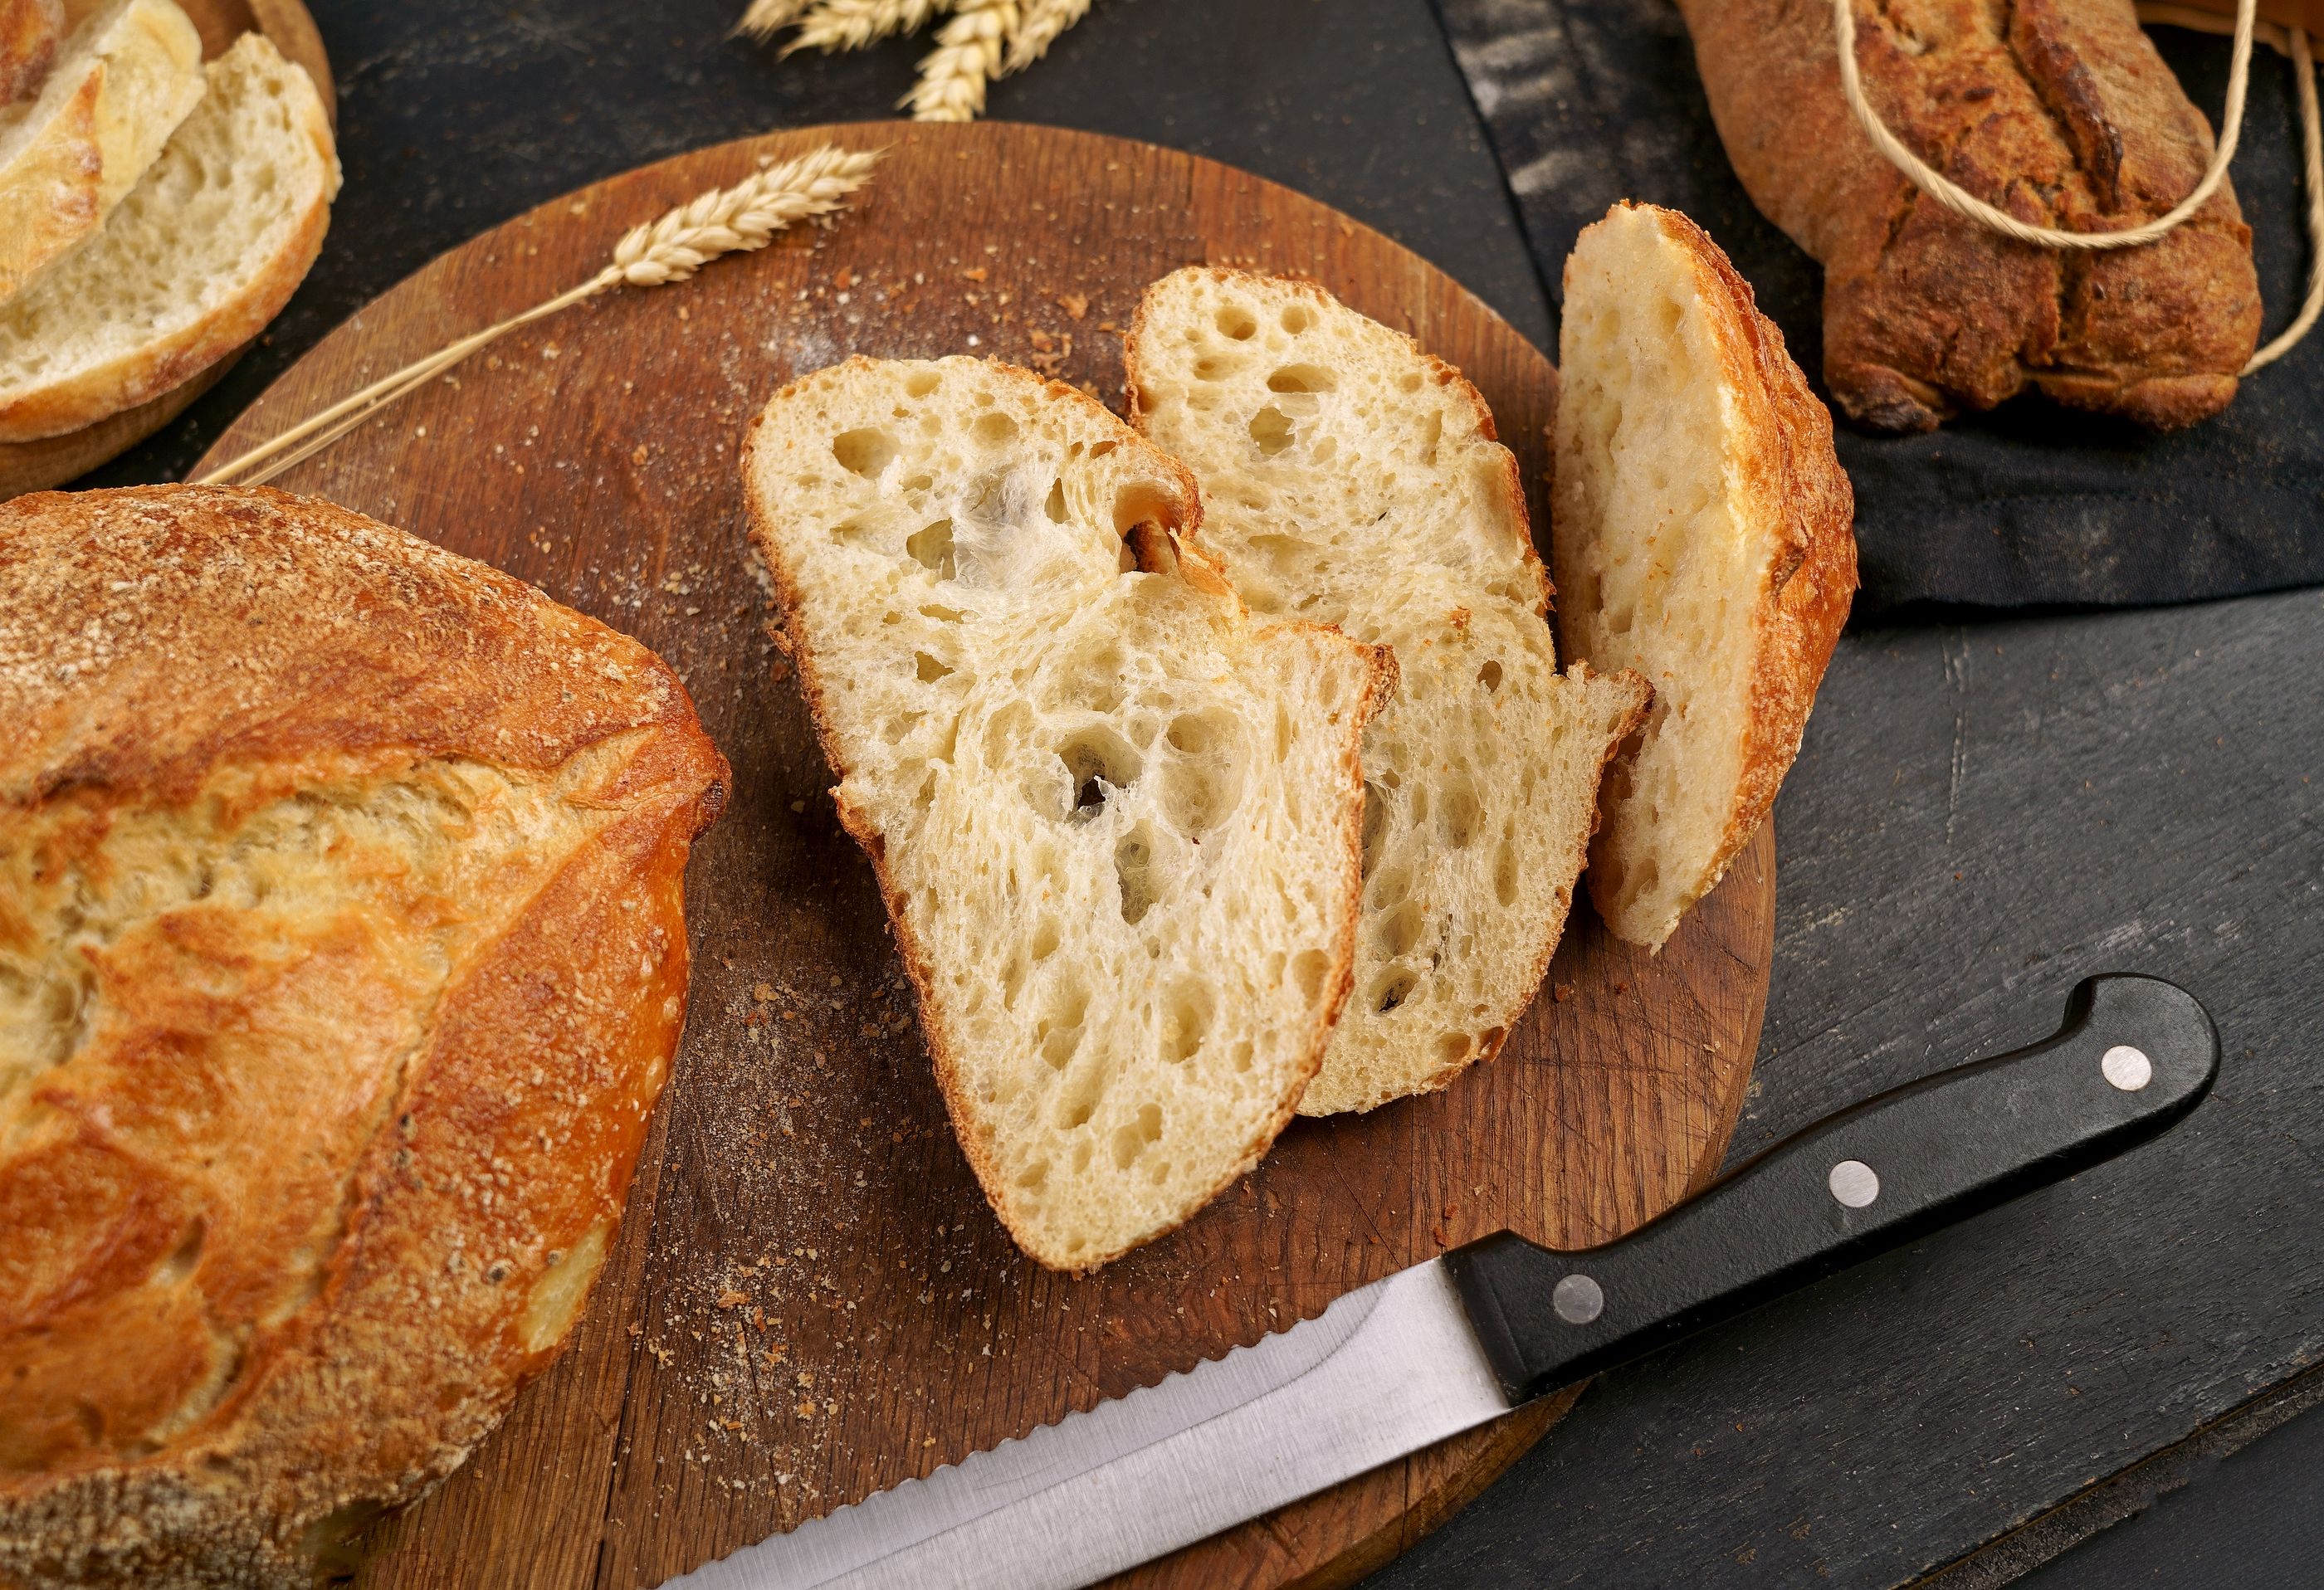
0;0;61;105
1552;201;1855;951
1130;268;1651;1114
0;0;202;305
0;30;335;441
744;356;1394;1271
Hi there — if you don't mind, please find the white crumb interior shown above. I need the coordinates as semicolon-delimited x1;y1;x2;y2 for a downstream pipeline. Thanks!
1554;205;1757;949
1134;271;1646;1113
748;357;1376;1266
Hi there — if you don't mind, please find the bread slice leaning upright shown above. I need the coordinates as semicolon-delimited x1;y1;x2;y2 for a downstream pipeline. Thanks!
0;30;336;440
744;357;1394;1271
0;0;203;305
1130;268;1653;1115
1552;201;1857;951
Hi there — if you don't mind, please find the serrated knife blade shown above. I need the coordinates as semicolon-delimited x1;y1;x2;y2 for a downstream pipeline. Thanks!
656;973;2220;1590
662;1260;1507;1590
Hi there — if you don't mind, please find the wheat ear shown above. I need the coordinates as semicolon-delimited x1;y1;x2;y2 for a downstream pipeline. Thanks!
786;0;948;54
908;0;1014;121
735;0;813;40
198;145;883;490
1001;0;1088;74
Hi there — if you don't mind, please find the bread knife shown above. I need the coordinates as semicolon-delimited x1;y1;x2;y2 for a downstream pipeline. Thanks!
660;973;2219;1590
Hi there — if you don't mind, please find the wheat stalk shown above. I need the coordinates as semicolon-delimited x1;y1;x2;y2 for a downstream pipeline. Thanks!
609;144;882;283
198;145;884;490
907;0;1014;121
735;0;814;40
787;0;948;54
740;0;1092;119
1002;0;1087;74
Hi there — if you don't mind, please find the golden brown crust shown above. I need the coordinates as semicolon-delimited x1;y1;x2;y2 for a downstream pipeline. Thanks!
0;486;728;1589
0;61;101;305
742;358;1390;1272
1711;225;1858;879
1577;203;1854;935
1123;265;1555;615
0;0;61;105
1677;0;2260;432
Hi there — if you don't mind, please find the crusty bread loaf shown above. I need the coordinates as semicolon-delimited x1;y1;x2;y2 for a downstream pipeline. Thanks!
1553;202;1855;950
0;0;203;309
1129;268;1651;1114
0;485;727;1590
1676;0;2259;432
0;0;62;105
0;31;334;441
744;356;1393;1270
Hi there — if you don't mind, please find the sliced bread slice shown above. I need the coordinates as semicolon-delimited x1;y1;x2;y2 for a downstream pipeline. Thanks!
1552;201;1856;951
0;30;335;440
744;356;1394;1271
0;0;203;305
0;0;63;105
1129;267;1652;1114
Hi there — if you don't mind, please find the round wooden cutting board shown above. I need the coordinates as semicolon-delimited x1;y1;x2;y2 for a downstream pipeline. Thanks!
195;120;1775;1590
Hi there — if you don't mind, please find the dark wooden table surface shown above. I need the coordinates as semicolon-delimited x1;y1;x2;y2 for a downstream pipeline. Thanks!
89;2;2324;1586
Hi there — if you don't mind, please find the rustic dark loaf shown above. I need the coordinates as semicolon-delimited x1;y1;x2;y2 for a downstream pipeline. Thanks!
0;485;727;1588
1677;0;2263;432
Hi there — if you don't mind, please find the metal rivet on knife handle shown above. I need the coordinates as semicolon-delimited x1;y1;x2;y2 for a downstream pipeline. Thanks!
1828;1159;1880;1207
1551;1274;1603;1324
2102;1045;2154;1091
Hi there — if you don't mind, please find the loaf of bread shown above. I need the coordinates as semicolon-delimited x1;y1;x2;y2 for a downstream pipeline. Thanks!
0;0;203;309
1677;0;2262;432
1128;268;1651;1114
0;485;728;1589
745;356;1392;1270
0;31;335;441
1554;202;1856;950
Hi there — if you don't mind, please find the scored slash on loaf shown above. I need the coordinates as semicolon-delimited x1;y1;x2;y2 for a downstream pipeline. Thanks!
743;355;1394;1271
1128;269;1651;1113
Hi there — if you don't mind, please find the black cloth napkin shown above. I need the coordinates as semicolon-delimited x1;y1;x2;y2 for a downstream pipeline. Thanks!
1433;0;2324;614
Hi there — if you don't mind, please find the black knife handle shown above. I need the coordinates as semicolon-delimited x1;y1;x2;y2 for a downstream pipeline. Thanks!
1444;973;2219;1406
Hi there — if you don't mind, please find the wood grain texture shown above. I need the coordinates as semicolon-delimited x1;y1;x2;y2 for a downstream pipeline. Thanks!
193;121;1775;1590
0;0;330;500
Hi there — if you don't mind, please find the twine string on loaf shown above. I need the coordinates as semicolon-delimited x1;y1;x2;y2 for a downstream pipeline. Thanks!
198;144;884;490
2140;4;2324;367
1833;0;2322;370
1833;0;2258;251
